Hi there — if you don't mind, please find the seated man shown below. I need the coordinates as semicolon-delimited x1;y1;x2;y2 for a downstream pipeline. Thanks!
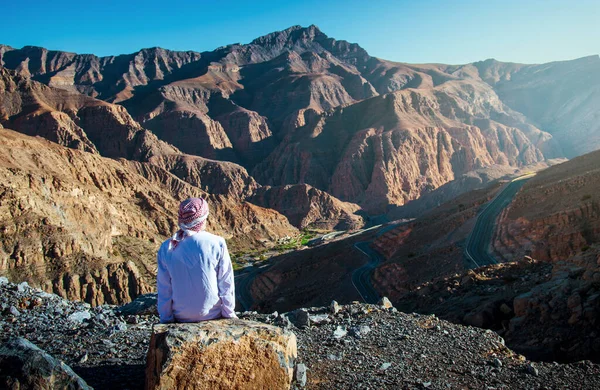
157;197;236;323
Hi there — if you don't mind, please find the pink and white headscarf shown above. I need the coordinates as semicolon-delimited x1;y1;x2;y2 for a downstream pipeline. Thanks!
169;197;209;250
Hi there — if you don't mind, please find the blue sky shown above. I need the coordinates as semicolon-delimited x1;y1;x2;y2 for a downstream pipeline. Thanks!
2;0;599;64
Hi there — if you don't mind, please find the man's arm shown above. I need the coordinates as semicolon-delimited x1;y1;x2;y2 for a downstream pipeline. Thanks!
217;239;237;318
157;249;174;323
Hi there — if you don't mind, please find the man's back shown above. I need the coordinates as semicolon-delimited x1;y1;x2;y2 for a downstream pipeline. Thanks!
157;230;236;323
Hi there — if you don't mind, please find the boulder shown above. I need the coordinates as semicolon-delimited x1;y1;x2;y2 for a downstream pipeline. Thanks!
378;297;394;309
116;293;158;316
288;309;311;328
330;300;340;314
146;319;297;390
0;337;92;390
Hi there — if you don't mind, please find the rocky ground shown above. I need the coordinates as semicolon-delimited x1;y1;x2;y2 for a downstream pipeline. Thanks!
2;277;600;389
0;277;151;389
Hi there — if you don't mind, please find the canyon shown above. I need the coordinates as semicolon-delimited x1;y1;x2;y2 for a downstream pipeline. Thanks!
0;24;600;314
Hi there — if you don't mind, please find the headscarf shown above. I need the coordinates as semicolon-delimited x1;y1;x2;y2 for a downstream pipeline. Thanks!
169;197;209;250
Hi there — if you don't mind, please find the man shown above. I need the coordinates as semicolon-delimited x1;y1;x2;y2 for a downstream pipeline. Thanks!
157;197;237;323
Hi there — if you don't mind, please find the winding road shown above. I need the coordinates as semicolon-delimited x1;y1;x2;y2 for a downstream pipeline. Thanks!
235;223;398;310
464;174;534;268
350;175;534;303
352;242;384;304
236;173;528;310
351;222;406;304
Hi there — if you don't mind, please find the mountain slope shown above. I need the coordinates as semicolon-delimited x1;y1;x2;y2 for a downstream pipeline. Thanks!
494;148;600;263
253;88;545;212
0;67;177;160
0;128;298;304
476;56;600;157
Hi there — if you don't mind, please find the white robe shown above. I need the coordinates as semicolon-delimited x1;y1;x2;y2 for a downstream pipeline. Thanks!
157;230;236;323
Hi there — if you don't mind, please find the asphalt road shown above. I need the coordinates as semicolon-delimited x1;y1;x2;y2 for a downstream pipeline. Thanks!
464;175;532;268
352;242;384;304
234;221;406;310
351;222;407;304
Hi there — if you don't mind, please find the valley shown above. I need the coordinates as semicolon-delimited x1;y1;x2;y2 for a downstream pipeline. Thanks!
1;23;600;372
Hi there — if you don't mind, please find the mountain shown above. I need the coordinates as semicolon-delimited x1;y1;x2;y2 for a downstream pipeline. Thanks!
252;89;546;213
0;64;364;304
1;25;600;308
0;66;177;160
6;25;598;213
475;56;600;157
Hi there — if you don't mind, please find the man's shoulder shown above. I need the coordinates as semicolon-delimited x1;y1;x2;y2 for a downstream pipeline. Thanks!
159;238;172;252
192;231;226;245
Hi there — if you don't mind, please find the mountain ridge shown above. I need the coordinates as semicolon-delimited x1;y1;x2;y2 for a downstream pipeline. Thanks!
2;24;600;307
4;24;599;212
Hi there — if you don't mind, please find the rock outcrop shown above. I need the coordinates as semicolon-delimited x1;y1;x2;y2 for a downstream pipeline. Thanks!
494;149;600;263
506;248;600;362
395;249;600;363
146;320;297;390
0;337;91;390
251;184;363;230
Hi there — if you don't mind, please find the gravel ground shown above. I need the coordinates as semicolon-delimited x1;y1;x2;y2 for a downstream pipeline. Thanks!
1;278;599;389
273;305;600;389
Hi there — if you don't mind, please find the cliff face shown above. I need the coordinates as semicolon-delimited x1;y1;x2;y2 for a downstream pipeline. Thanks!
494;149;600;263
254;89;545;213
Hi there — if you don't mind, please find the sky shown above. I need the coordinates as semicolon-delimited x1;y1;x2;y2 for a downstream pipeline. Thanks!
2;0;599;64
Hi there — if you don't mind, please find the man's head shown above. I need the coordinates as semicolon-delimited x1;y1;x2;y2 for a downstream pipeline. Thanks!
178;197;209;232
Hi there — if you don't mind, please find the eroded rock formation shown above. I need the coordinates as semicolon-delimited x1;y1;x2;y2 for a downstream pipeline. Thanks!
251;184;363;230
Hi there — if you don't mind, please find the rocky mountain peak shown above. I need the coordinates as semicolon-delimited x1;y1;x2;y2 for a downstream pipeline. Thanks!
250;24;324;47
246;24;370;68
